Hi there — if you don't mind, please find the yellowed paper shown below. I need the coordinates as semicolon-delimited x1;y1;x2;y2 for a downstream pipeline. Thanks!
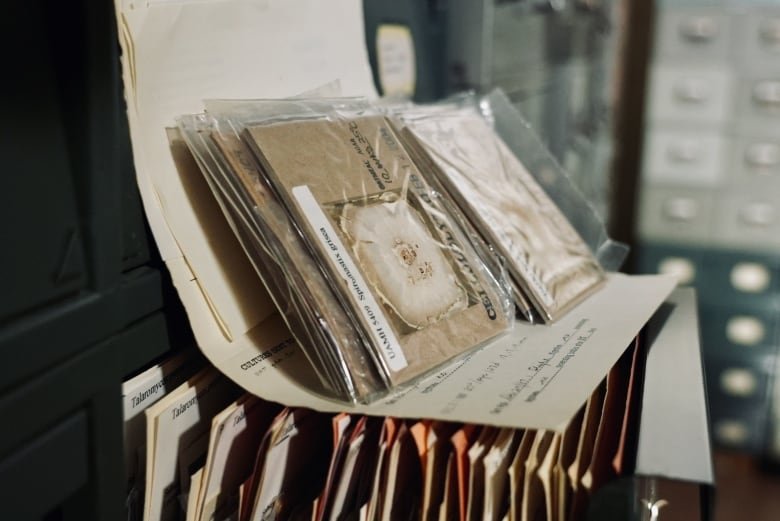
183;274;674;432
114;0;377;343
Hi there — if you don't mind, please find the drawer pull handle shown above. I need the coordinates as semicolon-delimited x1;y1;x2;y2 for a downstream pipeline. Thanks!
680;17;719;42
745;143;780;167
739;202;775;227
752;81;780;107
666;141;701;163
726;316;766;345
663;197;699;221
730;262;771;293
658;257;696;284
674;79;709;103
715;420;749;444
720;367;758;396
759;19;780;48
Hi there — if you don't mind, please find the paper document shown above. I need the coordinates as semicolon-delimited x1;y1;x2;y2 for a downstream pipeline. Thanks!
177;273;675;431
114;0;676;433
114;0;377;344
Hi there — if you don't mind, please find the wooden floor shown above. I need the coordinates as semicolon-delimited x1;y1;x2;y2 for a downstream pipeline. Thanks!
714;450;780;521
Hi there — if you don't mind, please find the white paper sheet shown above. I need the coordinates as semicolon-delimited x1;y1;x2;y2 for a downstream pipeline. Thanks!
191;273;676;432
114;0;677;433
115;0;378;341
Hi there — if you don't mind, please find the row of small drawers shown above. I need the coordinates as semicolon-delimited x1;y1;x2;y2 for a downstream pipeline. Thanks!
656;7;780;67
638;185;780;249
643;129;780;187
647;66;780;131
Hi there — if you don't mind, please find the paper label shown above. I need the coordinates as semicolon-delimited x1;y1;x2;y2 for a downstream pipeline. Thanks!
292;185;408;372
376;24;416;97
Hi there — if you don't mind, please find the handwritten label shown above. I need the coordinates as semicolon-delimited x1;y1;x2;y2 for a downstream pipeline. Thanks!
376;24;416;97
292;185;407;371
438;318;598;416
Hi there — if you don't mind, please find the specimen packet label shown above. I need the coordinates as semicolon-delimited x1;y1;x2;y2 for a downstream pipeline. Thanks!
292;185;408;372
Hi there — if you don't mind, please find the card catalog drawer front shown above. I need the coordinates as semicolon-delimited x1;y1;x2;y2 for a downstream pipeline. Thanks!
738;78;780;134
647;66;733;125
643;130;727;186
733;137;780;185
0;410;89;519
635;242;703;286
742;11;780;69
713;193;780;250
655;9;733;61
638;187;714;242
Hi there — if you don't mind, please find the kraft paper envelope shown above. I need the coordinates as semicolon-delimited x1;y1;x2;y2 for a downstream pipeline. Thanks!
508;430;535;521
438;452;457;521
613;339;643;476
451;424;480;521
565;384;605;521
327;417;382;520
576;347;633;505
197;396;277;521
316;413;355;521
482;428;522;521
365;418;400;521
521;431;554;521
186;468;204;521
250;409;331;521
466;427;499;520
143;368;239;521
379;423;422;521
421;422;459;521
114;0;676;431
554;408;585;521
122;352;201;513
240;408;289;521
537;434;562;521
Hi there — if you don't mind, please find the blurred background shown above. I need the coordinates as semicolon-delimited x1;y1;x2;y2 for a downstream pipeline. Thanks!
3;0;780;519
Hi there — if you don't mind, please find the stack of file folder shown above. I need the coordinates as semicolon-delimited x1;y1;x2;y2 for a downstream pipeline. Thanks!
123;289;713;521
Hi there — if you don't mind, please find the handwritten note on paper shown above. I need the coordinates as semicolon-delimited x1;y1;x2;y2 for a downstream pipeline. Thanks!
201;273;676;433
366;273;676;430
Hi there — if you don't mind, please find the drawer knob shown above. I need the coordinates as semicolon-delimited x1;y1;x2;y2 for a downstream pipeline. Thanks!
666;141;701;163
727;315;766;345
673;79;709;103
739;202;775;227
720;367;758;396
715;420;749;444
759;19;780;49
745;142;780;168
663;197;699;221
752;81;780;107
730;262;771;293
679;17;719;42
658;257;696;284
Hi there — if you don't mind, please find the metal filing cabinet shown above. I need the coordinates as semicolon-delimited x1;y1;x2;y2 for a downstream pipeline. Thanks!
635;2;780;455
0;1;191;519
